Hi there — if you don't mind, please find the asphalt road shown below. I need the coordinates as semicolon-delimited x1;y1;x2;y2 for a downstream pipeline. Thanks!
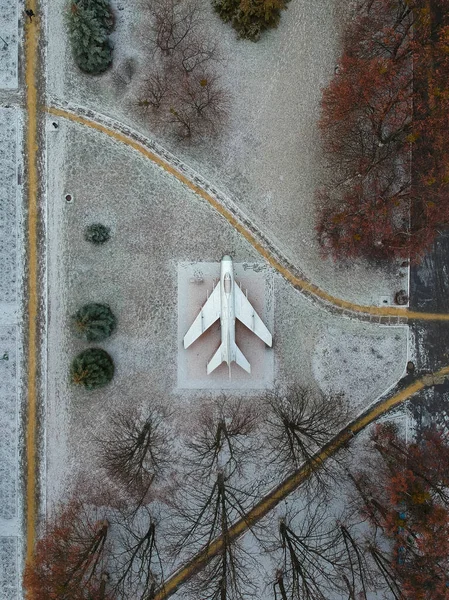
410;229;449;429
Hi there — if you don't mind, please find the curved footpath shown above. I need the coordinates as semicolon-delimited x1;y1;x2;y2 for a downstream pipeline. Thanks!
152;365;449;599
47;101;449;325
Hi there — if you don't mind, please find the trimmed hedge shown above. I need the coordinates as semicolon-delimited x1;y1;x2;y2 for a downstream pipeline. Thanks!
71;303;116;342
68;0;114;74
70;348;114;389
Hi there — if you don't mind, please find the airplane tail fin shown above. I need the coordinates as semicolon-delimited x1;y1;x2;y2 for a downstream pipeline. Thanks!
207;344;224;375
234;343;251;374
206;343;251;375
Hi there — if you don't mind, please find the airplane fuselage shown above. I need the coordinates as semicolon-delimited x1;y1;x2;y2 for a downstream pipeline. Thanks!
219;255;236;369
183;254;272;376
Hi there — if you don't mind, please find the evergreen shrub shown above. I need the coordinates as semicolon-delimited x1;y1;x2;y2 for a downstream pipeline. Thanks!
84;223;111;245
70;348;114;389
71;303;117;342
68;0;114;74
213;0;288;41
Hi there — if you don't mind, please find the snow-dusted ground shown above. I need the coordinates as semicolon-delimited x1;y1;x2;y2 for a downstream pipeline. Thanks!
43;3;411;597
46;0;409;306
0;107;23;599
0;327;19;600
313;325;408;413
0;0;18;89
45;121;408;509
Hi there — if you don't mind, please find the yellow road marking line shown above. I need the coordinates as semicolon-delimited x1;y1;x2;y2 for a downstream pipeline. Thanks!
153;365;449;599
46;106;449;322
25;0;40;575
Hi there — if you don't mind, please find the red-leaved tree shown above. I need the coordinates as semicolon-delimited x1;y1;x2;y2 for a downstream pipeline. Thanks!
353;423;449;599
23;499;113;600
317;0;449;262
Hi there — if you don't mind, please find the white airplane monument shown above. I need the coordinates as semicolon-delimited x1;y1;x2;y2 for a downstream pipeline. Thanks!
183;255;272;376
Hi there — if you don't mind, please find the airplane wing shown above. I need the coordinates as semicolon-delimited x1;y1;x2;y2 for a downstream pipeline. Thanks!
184;282;221;349
234;284;272;347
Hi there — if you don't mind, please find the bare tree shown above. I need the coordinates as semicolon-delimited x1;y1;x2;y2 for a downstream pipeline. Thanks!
185;396;259;480
173;469;258;599
265;500;344;600
334;512;405;600
173;470;257;552
24;497;113;600
264;385;349;478
176;34;219;74
337;521;373;600
108;505;164;600
137;69;171;110
25;479;170;600
166;68;229;138
97;404;172;502
149;0;201;56
187;536;257;600
135;65;229;138
137;0;228;140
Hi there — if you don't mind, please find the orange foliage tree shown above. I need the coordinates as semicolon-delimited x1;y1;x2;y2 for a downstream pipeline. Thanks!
317;0;449;262
354;423;449;599
24;491;165;600
23;499;113;600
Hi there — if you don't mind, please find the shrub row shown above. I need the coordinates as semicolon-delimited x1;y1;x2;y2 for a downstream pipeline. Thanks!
70;226;116;390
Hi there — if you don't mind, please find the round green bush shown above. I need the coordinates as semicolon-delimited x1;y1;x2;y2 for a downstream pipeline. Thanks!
70;348;114;389
72;303;117;342
84;223;111;245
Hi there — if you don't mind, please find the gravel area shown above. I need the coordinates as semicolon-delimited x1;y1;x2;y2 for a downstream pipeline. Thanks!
46;0;408;306
313;325;408;413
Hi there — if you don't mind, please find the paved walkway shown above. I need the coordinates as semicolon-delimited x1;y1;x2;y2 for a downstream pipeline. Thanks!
0;105;21;599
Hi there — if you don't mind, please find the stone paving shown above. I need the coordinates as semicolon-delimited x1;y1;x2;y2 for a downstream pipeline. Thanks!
0;107;20;599
0;327;18;520
0;108;18;303
0;537;18;599
0;0;18;89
